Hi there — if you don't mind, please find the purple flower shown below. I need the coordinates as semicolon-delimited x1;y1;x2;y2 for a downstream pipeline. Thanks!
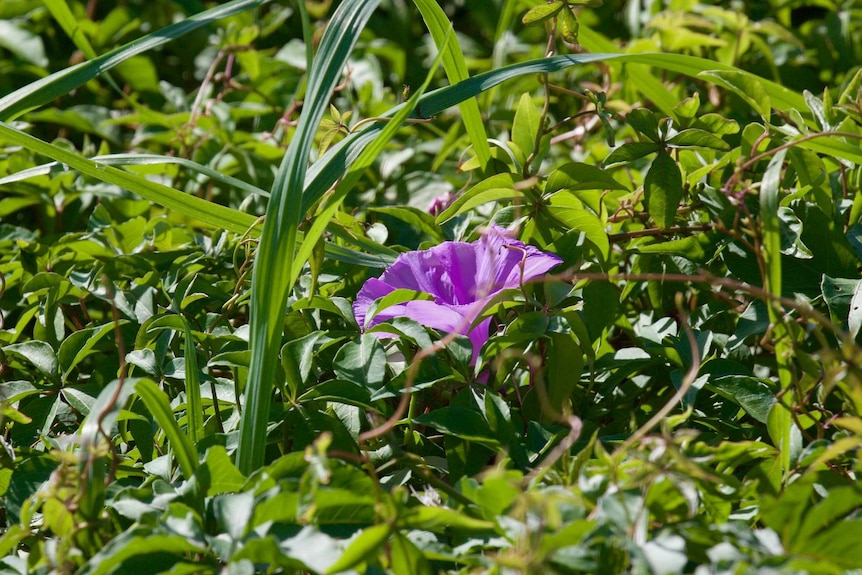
353;225;563;365
428;191;453;216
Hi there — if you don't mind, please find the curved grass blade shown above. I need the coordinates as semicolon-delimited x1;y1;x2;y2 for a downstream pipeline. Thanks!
236;0;382;474
411;0;490;168
0;154;269;198
135;379;198;481
290;26;451;292
0;0;270;120
0;121;258;235
302;51;816;212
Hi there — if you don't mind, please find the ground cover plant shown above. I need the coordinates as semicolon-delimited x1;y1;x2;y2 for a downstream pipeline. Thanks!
1;0;862;572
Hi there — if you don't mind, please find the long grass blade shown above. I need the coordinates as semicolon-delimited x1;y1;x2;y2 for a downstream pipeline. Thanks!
411;0;490;168
0;0;270;120
135;379;198;481
303;51;815;211
236;0;383;474
0;121;258;234
0;154;270;198
290;26;451;294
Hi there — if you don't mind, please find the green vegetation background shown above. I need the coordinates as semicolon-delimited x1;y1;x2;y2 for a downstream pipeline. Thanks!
1;0;862;573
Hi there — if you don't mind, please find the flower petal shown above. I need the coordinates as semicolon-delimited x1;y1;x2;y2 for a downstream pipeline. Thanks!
474;225;563;296
352;224;562;366
353;278;395;329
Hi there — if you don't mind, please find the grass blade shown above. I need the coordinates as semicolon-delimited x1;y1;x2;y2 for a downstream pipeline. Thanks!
236;0;382;474
0;0;270;120
135;379;198;481
412;0;490;168
0;121;258;234
0;154;270;198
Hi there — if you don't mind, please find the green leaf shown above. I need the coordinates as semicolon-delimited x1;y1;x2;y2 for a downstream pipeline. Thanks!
332;334;387;388
558;4;579;44
821;276;859;325
413;407;502;449
80;532;207;575
644;151;683;229
281;331;326;401
707;375;775;423
545;332;583;421
512;93;543;167
604;142;661;165
627;108;660;142
4;454;57;524
3;341;58;382
546;198;610;261
666;128;730;150
212;491;255;541
436;173;522;223
58;322;126;382
522;1;564;25
545;162;630;194
635;234;717;261
324;524;390;574
390;532;433;575
196;445;246;497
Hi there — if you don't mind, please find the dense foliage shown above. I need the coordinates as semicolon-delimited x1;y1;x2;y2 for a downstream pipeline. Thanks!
1;0;862;573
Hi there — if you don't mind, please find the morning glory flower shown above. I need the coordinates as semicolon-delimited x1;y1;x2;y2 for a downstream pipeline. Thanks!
353;225;563;365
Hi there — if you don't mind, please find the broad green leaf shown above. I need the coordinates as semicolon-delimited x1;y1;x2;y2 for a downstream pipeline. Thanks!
512;93;543;168
635;234;717;261
80;532;207;575
413;407;502;449
666;129;730;150
545;162;630;193
3;341;58;382
332;334;387;388
58;321;126;382
390;532;433;575
0;20;47;67
4;454;57;524
821;276;859;325
627;108;660;142
402;506;495;532
212;492;255;541
324;524;390;574
546;198;610;260
196;446;246;496
545;332;583;421
604;142;661;165
644;151;683;229
558;4;579;44
707;375;775;423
